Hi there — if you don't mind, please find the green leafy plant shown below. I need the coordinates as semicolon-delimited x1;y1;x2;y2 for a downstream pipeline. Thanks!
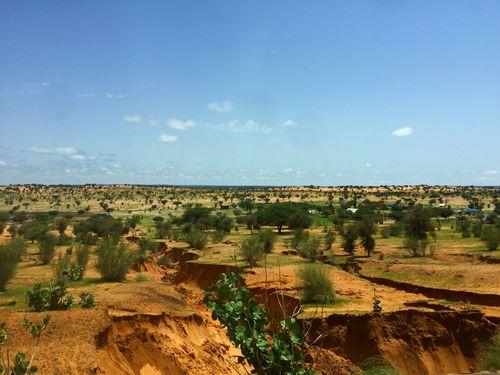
203;272;314;375
25;282;74;312
78;291;95;309
38;235;57;265
0;315;50;374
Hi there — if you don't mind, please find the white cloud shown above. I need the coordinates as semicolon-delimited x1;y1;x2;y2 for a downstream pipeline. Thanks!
27;147;78;155
208;100;233;112
391;126;413;137
0;161;6;166
226;120;271;134
483;169;498;175
158;134;178;142
283;168;294;173
365;163;371;168
281;120;297;128
123;115;143;123
70;154;86;161
107;93;125;99
168;118;195;130
76;93;96;98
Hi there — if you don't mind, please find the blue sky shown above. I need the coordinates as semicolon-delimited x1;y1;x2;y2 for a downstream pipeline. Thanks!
0;1;499;185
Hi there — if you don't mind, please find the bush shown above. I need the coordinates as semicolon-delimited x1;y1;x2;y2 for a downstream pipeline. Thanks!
136;273;150;282
257;229;276;253
52;252;72;286
157;255;171;268
240;236;264;268
78;291;95;309
341;224;358;255
297;263;335;304
25;282;74;312
184;229;208;250
353;357;401;375
478;332;500;370
38;235;57;265
291;229;310;249
211;230;225;243
75;245;90;279
403;236;430;257
204;272;313;374
324;229;335;249
297;237;322;261
482;225;499;251
0;238;26;291
96;240;136;281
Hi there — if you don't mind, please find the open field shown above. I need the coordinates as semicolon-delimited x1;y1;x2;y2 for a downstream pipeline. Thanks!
0;184;499;374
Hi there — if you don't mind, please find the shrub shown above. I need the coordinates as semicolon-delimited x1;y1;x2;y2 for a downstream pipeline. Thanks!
341;224;358;255
324;229;335;249
291;229;310;249
0;238;26;291
75;245;90;279
297;263;335;304
297;237;322;261
257;229;276;253
184;229;208;250
482;225;499;251
380;226;390;238
52;252;72;286
38;235;57;265
96;240;136;281
136;273;150;282
403;236;430;257
353;357;401;375
240;236;264;268
204;272;313;374
478;332;500;370
26;282;74;312
78;292;95;308
157;255;171;268
211;230;225;243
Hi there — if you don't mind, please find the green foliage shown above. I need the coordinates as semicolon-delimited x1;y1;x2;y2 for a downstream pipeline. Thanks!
96;239;136;281
211;230;225;243
203;273;314;375
1;315;50;374
287;210;312;231
20;220;49;243
155;220;172;239
358;217;377;256
26;282;74;312
404;205;435;257
51;252;72;286
184;229;208;249
324;229;335;250
38;234;57;265
75;245;90;279
353;357;401;375
78;291;95;308
136;273;150;282
240;236;264;268
478;332;500;370
481;225;499;251
297;237;322;262
0;238;26;291
341;224;358;255
73;214;129;242
291;229;310;250
297;264;334;304
256;229;276;253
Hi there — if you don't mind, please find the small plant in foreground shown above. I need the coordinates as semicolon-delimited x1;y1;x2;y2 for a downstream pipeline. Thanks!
0;315;50;374
26;282;74;312
204;272;314;375
78;291;95;308
297;263;335;304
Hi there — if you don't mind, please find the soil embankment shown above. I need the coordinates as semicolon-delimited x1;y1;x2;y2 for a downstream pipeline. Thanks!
303;310;497;375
